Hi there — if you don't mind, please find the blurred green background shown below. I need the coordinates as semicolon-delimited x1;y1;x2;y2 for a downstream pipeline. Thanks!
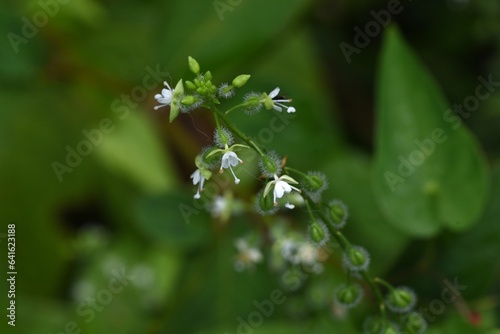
1;0;499;333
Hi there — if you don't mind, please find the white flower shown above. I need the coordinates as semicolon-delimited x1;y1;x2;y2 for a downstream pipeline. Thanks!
154;81;174;110
190;169;206;199
268;87;296;113
234;239;263;272
220;151;243;184
297;243;319;266
264;174;301;207
281;238;300;264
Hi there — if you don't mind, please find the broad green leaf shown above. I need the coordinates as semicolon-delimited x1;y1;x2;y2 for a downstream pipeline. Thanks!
372;26;489;237
134;192;210;250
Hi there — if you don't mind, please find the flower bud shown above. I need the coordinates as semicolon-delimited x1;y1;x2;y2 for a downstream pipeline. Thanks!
204;70;212;81
327;200;348;229
188;56;200;75
386;286;416;313
363;316;385;334
218;83;235;99
308;221;329;247
334;283;363;309
255;189;278;216
232;74;251;88
342;245;370;272
181;95;196;106
403;312;427;334
185;80;196;90
301;171;328;203
243;92;263;115
363;317;400;334
258;151;282;178
214;127;234;148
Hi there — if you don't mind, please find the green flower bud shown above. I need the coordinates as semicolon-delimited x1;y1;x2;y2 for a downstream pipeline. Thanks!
185;80;196;90
204;70;212;81
214;127;234;148
301;171;328;203
308;221;329;246
232;74;251;88
327;200;348;229
258;151;282;178
386;286;416;313
403;312;427;334
188;56;200;75
181;95;196;106
342;245;370;271
255;189;278;216
334;283;363;309
243;92;263;115
363;316;385;334
382;323;401;334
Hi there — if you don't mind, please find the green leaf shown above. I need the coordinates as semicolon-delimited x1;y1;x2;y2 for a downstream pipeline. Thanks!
372;26;489;237
134;192;210;250
437;164;500;299
325;151;409;274
96;112;175;193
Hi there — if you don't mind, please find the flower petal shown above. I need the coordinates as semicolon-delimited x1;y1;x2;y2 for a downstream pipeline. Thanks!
269;87;280;98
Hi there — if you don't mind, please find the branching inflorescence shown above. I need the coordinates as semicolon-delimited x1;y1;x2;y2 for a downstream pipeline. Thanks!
154;57;427;334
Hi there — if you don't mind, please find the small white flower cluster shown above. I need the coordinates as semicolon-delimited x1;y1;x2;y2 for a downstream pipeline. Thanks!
233;238;263;272
279;238;324;273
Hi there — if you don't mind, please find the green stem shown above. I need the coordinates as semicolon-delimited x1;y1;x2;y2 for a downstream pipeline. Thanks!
362;271;387;319
335;231;351;249
373;277;395;292
213;110;222;131
224;103;246;115
304;199;317;222
213;108;266;157
304;194;387;319
284;166;309;178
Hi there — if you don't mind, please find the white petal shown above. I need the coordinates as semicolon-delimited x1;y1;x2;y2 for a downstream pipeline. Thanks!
269;87;280;98
190;170;201;185
273;105;283;112
274;184;286;199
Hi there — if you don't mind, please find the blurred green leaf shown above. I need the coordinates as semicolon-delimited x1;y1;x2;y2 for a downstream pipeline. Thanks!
158;0;313;71
134;192;210;250
437;163;500;299
96;112;176;193
325;150;409;274
372;26;489;237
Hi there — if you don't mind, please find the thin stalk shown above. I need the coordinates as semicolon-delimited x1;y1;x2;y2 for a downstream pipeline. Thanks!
213;108;266;157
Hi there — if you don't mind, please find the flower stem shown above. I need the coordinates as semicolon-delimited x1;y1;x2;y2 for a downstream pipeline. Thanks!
373;277;395;292
284;166;308;178
213;107;266;157
362;271;387;319
304;199;317;223
303;193;387;319
224;103;246;115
